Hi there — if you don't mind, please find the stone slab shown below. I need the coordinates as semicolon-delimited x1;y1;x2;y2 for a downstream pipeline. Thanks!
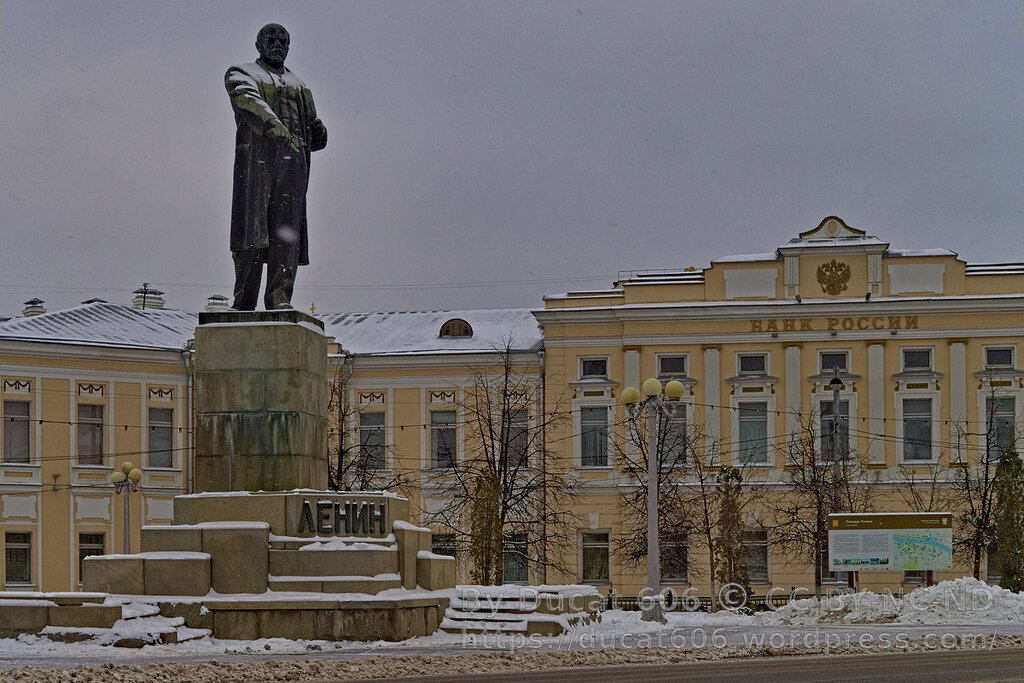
0;605;49;634
46;605;122;629
81;556;144;595
198;309;324;329
201;525;268;594
141;525;202;553
173;494;287;531
268;547;397;577
144;556;211;596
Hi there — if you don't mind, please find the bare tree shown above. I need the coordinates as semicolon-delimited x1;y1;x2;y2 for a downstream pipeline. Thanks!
425;341;579;585
950;376;1018;579
326;359;409;493
615;405;741;605
766;415;878;598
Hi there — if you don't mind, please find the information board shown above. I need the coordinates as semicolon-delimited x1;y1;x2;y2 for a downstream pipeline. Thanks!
828;512;953;571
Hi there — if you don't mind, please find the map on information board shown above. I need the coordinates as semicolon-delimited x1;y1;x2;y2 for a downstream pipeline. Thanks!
828;512;953;571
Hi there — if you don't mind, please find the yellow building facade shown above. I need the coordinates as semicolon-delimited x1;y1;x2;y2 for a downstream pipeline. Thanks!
2;217;1023;597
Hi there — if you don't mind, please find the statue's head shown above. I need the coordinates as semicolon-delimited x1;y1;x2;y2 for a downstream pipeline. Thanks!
256;23;290;68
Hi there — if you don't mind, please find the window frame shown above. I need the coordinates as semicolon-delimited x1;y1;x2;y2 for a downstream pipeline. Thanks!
898;395;938;463
78;532;106;584
819;398;851;461
902;347;933;372
737;352;768;376
742;527;770;584
735;399;770;466
578;404;611;468
579;357;609;379
429;410;457;469
76;403;105;467
984;346;1015;369
358;410;387;470
2;400;31;464
657;354;688;378
818;350;849;373
660;531;689;584
4;531;32;587
580;531;610;585
147;406;174;469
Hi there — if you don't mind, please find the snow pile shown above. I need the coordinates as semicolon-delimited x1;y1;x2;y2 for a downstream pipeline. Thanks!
758;578;1024;626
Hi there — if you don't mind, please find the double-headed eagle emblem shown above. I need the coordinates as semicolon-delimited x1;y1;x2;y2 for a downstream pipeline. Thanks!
817;259;851;295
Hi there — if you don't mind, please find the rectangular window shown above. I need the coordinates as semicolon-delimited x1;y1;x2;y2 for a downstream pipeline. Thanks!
658;355;687;377
580;358;608;378
78;533;105;582
580;406;608;467
663;409;688;467
903;349;932;371
820;352;848;372
148;407;174;469
503;533;529;584
737;401;768;464
661;532;688;582
359;412;386;469
820;399;850;461
987;542;1001;585
2;401;30;464
902;398;933;461
986;397;1016;457
77;404;104;466
738;353;767;374
743;528;769;583
430;411;456;468
432;533;457;558
506;407;529;468
581;532;609;584
986;347;1014;368
5;532;31;585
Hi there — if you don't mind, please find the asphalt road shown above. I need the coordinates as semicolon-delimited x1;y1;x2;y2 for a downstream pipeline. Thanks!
341;649;1024;682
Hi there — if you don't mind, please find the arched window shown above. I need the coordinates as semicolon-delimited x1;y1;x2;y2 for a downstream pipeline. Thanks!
439;318;473;338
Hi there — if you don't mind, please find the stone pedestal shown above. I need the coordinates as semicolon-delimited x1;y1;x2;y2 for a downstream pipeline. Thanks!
193;310;328;492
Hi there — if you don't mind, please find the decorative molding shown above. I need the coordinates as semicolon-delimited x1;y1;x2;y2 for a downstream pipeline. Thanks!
148;387;174;401
77;383;105;397
359;392;386;405
429;391;456;404
2;380;31;394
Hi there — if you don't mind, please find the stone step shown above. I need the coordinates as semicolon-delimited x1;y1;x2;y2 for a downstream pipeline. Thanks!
269;536;395;551
268;546;398;577
268;574;403;594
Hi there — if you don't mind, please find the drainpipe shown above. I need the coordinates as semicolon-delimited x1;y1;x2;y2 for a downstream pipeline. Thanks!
538;347;546;585
182;341;195;493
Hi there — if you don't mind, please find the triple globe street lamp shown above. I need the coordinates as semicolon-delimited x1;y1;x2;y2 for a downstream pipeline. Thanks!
621;377;685;623
110;461;143;554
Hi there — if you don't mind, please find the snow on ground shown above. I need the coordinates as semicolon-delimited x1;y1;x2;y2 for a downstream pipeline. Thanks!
757;577;1024;626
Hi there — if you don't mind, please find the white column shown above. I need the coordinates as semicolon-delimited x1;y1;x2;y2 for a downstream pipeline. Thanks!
784;345;802;446
949;341;967;462
624;349;640;391
703;347;721;458
868;343;885;464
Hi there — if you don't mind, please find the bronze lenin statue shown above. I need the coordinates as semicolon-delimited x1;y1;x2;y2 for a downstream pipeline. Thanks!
225;24;327;311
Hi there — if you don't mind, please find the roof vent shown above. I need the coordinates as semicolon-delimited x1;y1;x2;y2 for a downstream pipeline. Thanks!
81;298;107;305
132;283;165;310
205;294;231;312
22;298;46;317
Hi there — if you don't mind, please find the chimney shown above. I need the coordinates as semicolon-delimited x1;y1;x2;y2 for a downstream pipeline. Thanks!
132;283;165;310
22;298;46;317
204;294;231;312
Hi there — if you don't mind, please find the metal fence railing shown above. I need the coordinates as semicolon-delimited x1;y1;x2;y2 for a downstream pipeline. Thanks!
605;591;792;612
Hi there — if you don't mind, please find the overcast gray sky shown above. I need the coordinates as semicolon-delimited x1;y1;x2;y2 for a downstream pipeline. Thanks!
2;1;1023;316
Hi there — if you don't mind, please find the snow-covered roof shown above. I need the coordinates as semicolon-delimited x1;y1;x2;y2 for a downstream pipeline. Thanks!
0;302;543;357
0;302;196;351
320;309;542;356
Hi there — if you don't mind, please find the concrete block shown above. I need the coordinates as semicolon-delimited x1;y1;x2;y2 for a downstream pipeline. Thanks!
394;525;431;589
212;610;259;640
417;555;456;591
425;604;440;634
202;524;269;594
258;608;317;640
0;605;49;634
143;555;211;596
320;577;402;594
141;525;202;553
46;605;122;629
81;556;144;594
173;494;286;532
156;602;213;630
268;547;397;577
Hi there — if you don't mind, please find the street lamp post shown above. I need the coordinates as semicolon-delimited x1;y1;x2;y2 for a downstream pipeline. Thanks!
110;461;143;554
622;378;685;623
